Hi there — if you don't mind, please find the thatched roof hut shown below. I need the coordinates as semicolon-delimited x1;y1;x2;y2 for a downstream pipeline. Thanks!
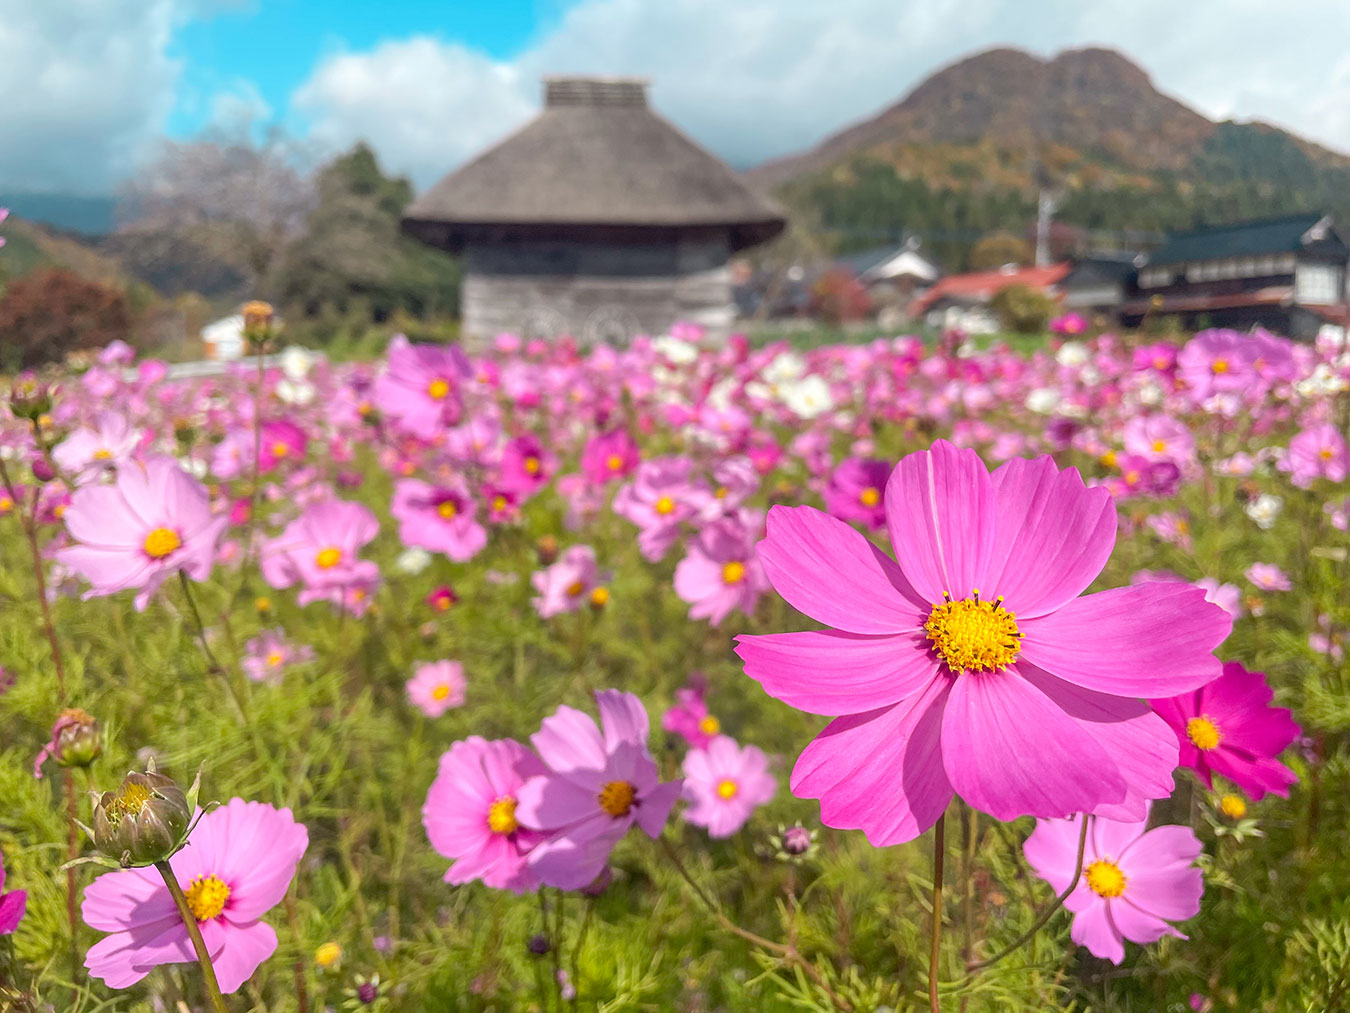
403;77;785;342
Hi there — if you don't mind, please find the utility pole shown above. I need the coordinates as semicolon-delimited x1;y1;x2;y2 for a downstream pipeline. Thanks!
1034;188;1059;267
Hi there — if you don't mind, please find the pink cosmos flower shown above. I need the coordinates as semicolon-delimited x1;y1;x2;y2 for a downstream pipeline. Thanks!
822;457;891;529
52;411;139;484
695;456;759;522
613;457;701;561
0;851;26;934
661;679;722;748
1177;329;1253;400
256;420;308;473
681;735;776;838
373;335;471;439
496;434;556;498
673;515;768;627
57;456;227;611
531;545;598;618
1245;562;1291;592
390;479;487;561
407;660;467;717
1278;423;1349;487
1023;807;1203;965
241;629;314;684
515;690;682;890
423;736;547;892
581;429;639;484
1149;661;1299;799
260;499;380;609
1122;414;1194;465
737;440;1231;845
83;799;308;994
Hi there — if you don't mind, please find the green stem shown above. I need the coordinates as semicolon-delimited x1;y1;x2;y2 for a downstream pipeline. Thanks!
155;861;229;1013
178;572;249;722
928;810;945;1013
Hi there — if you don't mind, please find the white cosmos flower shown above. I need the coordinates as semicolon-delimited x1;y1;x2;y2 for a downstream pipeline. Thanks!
1245;493;1283;530
781;375;834;419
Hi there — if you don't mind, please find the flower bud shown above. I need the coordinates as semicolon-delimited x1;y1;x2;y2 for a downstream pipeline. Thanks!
9;374;51;422
92;768;192;867
49;709;102;770
536;534;559;566
242;300;277;349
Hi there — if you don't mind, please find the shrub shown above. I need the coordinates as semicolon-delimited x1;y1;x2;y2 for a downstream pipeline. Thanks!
990;283;1057;333
0;268;131;370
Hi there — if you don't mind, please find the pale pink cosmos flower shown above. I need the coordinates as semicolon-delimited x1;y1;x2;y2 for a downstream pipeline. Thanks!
1277;423;1349;488
260;499;380;608
423;736;547;893
407;660;467;717
1177;329;1254;401
390;479;487;561
57;456;227;611
737;440;1230;845
673;514;769;627
516;690;682;889
83;799;308;994
1122;414;1194;465
613;457;702;562
531;545;599;618
1245;562;1291;592
52;411;139;484
241;629;314;684
693;456;759;522
1023;807;1203;965
681;735;776;838
373;335;471;439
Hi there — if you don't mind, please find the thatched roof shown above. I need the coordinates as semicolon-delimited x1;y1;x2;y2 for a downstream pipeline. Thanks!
403;78;786;253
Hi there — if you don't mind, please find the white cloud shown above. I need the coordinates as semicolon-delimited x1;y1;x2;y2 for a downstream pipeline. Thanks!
0;0;189;192
288;0;1350;189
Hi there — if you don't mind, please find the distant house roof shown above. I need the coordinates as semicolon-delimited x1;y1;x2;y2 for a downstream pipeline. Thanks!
1146;213;1338;267
836;244;941;283
1061;252;1141;288
403;77;786;253
911;262;1071;315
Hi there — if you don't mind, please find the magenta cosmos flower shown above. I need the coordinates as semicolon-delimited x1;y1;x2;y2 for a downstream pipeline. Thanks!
1149;661;1299;800
681;735;776;838
1023;807;1203;965
495;434;556;498
515;690;682;889
83;799;308;994
58;456;227;611
613;457;701;561
822;457;891;530
407;660;467;718
531;545;599;618
1176;329;1254;400
736;440;1231;844
390;479;487;562
261;499;379;608
423;736;547;892
673;514;768;627
661;680;722;748
580;428;639;484
1278;423;1349;487
373;335;471;439
0;850;26;934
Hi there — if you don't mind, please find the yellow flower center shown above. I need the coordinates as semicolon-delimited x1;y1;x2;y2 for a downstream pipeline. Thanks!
437;499;458;519
432;684;451;701
487;796;519;835
1151;439;1166;453
566;580;586;598
716;779;738;799
255;596;272;612
266;651;284;667
1219;793;1247;819
859;487;880;508
1321;447;1335;460
524;456;540;475
1084;859;1127;898
1124;470;1141;485
0;496;11;512
590;586;609;607
722;561;746;585
315;547;342;570
427;378;450;400
1100;450;1117;468
271;441;290;457
699;715;720;735
142;527;181;559
111;780;153;819
92;448;113;460
184;874;231;921
654;496;675;516
1211;359;1229;375
598;780;636;817
924;592;1021;673
53;503;66;519
1186;716;1222;751
315;941;342;968
607;454;623;471
714;486;729;499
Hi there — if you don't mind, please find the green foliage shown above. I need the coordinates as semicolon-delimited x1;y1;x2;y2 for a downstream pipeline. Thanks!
990;283;1057;334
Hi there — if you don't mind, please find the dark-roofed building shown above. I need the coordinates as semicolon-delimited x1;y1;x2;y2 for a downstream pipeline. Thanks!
403;76;786;342
1121;213;1350;339
1059;252;1142;320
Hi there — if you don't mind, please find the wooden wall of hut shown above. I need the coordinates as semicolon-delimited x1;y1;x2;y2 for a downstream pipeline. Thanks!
460;234;734;342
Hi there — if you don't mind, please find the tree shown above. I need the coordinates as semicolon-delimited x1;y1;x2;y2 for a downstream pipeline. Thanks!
990;283;1056;334
0;268;130;369
970;231;1033;270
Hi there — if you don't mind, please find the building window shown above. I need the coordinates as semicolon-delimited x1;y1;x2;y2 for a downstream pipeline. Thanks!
1295;263;1342;304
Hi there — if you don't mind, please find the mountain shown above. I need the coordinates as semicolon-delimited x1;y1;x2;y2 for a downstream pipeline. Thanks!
746;47;1350;267
0;192;117;235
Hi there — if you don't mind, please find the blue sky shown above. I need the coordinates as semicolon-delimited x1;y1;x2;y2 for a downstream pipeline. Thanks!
166;1;564;137
5;1;1350;196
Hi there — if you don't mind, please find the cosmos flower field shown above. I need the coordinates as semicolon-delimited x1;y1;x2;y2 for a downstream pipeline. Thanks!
0;321;1347;1012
